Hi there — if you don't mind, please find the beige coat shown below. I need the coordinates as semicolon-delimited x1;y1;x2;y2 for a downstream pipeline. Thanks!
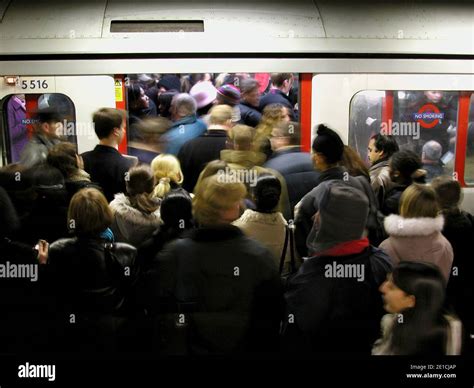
379;214;453;281
233;209;292;273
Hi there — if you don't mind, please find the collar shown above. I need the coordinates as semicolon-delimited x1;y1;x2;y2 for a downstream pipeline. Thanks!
273;146;301;155
312;237;369;257
95;144;120;154
370;158;389;169
384;214;444;237
172;114;197;127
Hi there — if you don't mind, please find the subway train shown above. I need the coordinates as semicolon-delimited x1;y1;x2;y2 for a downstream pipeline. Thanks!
0;0;473;212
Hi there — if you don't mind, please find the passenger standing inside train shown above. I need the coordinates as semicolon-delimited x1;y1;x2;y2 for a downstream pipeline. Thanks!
19;109;62;168
46;188;139;352
127;84;157;141
215;84;241;123
431;176;474;340
283;182;392;354
150;154;188;200
380;184;453;282
157;90;179;120
81;108;135;202
7;94;27;163
259;73;296;121
367;134;399;206
372;262;462;356
142;174;282;355
421;140;445;182
294;124;382;258
381;150;426;216
47;142;98;203
109;165;162;247
264;121;320;215
238;78;263;128
162;94;207;155
254;103;291;160
189;81;218;120
178;105;233;193
233;174;292;273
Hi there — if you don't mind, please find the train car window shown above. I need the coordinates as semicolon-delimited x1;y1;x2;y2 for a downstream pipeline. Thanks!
465;93;474;184
2;93;76;164
124;73;299;165
349;90;459;183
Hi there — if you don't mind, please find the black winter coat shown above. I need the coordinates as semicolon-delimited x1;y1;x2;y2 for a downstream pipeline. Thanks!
238;102;262;128
259;89;296;120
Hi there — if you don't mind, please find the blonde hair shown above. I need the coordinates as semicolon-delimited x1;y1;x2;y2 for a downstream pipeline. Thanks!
253;103;288;151
151;154;184;199
208;104;233;126
230;124;254;150
193;160;228;195
193;174;246;226
400;184;439;218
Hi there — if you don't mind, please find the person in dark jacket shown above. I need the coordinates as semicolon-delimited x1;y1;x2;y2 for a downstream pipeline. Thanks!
283;181;393;355
238;78;262;128
264;121;320;215
381;150;426;216
47;188;139;353
178;104;233;192
81;108;136;202
142;173;282;355
259;73;296;121
431;176;474;340
294;124;382;257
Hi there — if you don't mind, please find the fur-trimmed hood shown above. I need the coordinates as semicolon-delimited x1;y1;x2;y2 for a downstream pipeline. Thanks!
383;214;444;237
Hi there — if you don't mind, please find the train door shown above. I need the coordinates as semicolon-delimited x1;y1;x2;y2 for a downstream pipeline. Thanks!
311;74;474;213
0;75;116;167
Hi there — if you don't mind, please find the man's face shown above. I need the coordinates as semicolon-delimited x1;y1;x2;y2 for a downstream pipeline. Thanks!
243;88;260;107
424;91;443;104
367;138;383;164
41;121;61;137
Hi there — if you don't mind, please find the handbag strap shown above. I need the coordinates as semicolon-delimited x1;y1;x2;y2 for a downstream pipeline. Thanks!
288;222;296;273
279;225;290;274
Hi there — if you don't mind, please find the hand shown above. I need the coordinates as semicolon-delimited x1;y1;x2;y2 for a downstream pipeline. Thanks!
35;239;49;264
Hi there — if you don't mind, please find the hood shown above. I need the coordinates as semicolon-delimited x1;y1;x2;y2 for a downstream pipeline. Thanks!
384;214;444;237
233;209;286;227
220;149;266;168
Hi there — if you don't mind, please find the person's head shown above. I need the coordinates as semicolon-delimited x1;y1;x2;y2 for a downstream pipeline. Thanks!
368;134;399;165
35;109;63;138
208;104;233;128
127;84;150;111
151;154;184;199
422;140;442;164
240;78;261;107
340;145;370;179
307;181;369;255
311;124;345;171
270;73;294;94
399;183;439;218
270;121;300;150
431;176;462;211
32;163;65;191
92;108;126;144
389;150;425;185
230;124;254;151
157;75;181;94
189;81;217;112
216;84;241;107
193;173;246;226
424;91;443;104
68;188;113;236
47;142;80;179
160;191;193;229
253;174;281;213
158;90;179;119
170;93;197;121
262;103;290;126
193;160;228;194
126;165;160;214
380;261;446;314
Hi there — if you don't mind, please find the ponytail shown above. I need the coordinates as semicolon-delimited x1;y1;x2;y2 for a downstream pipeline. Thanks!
153;177;172;199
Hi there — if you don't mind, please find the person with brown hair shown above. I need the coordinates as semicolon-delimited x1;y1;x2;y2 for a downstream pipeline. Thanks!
142;174;282;355
380;184;453;281
47;188;139;352
109;165;162;247
340;145;370;181
259;73;296;121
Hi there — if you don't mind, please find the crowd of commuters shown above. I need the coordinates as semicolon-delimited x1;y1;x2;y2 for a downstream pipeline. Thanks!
0;73;472;357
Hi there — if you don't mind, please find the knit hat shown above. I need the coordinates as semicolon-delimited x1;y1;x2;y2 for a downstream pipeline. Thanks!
306;181;369;255
312;124;345;164
157;75;181;92
217;84;241;106
190;81;217;108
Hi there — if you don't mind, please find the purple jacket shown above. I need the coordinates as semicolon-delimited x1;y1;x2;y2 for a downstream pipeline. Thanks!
7;96;27;162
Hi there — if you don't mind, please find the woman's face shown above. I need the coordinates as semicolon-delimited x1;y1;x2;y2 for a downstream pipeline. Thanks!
379;275;415;313
138;87;150;109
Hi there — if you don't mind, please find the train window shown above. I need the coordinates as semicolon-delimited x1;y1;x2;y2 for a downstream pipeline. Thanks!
465;93;474;184
349;90;459;182
2;93;76;164
123;73;300;164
